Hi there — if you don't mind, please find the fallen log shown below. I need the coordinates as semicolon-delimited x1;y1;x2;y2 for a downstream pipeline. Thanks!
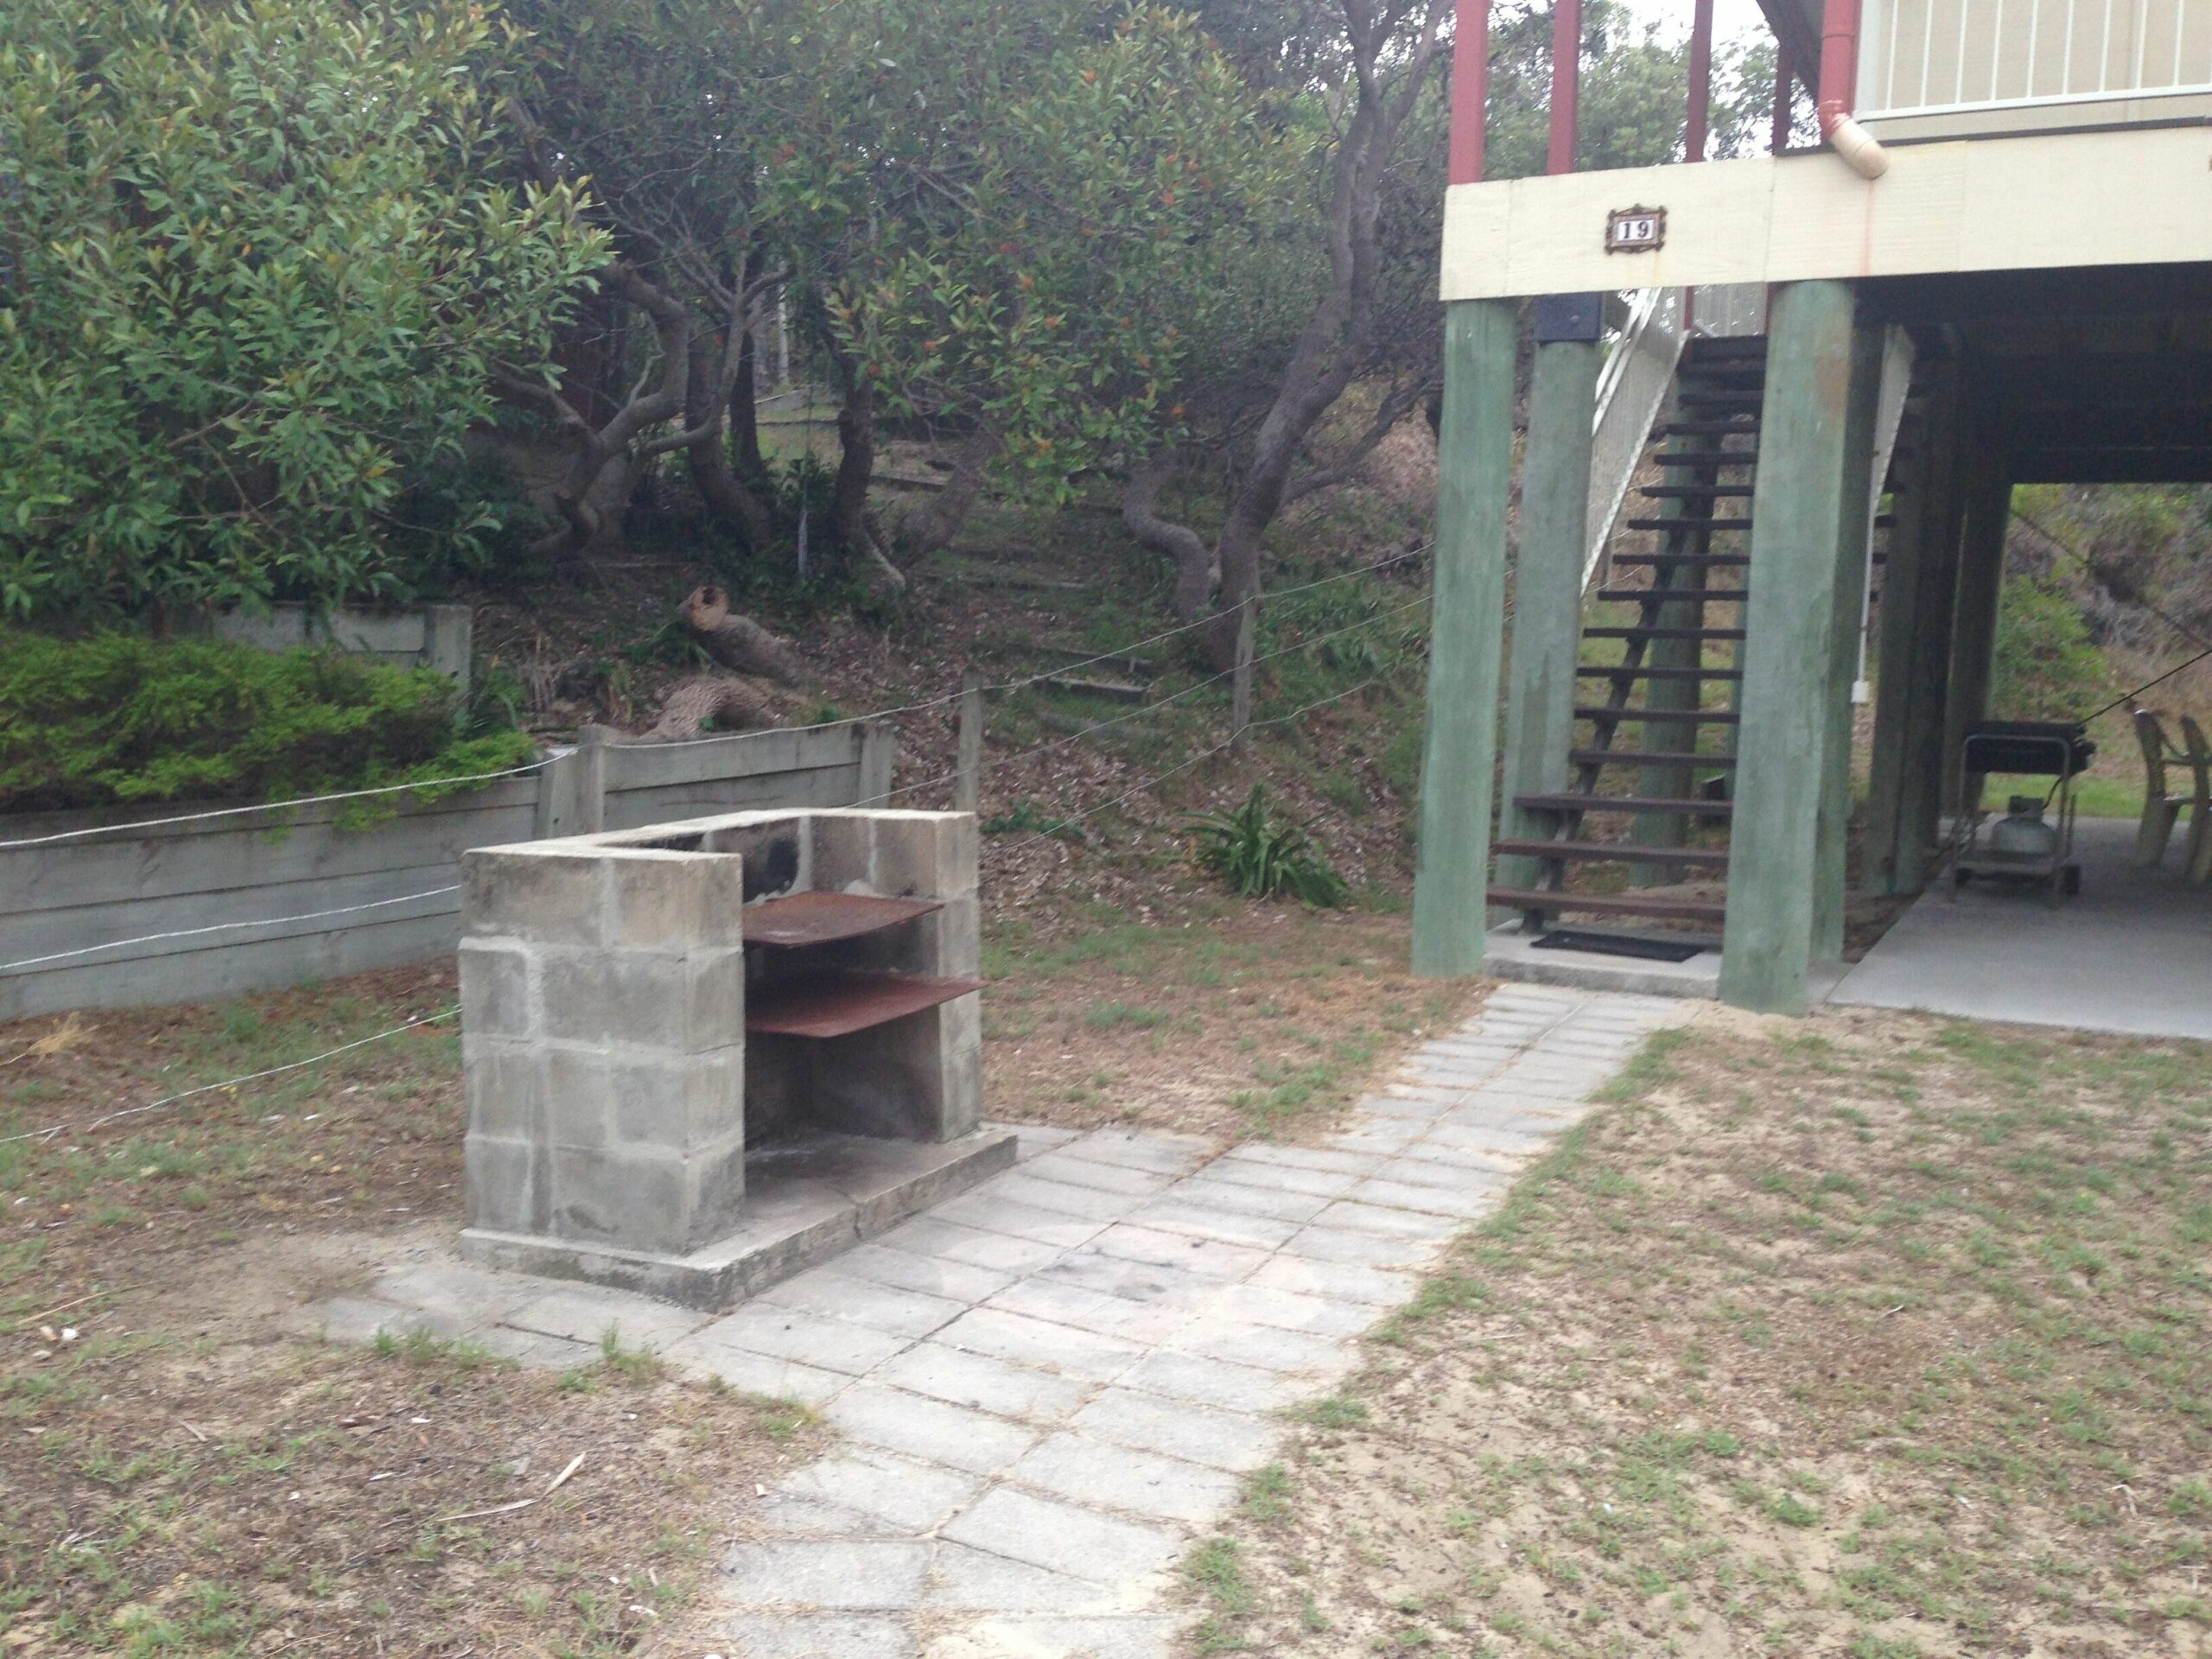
641;674;775;741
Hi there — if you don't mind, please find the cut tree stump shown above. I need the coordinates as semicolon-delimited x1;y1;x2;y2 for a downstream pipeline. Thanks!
682;586;804;684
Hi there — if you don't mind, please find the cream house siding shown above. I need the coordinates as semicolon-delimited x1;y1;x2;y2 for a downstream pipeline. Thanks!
1438;124;2212;301
1859;0;2212;117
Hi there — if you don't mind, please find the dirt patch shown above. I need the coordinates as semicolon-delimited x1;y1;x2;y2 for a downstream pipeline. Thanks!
0;969;823;1657
1190;1005;2212;1657
983;906;1484;1141
3;1326;818;1657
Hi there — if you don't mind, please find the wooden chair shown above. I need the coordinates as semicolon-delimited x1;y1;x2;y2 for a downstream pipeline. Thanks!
2182;716;2212;883
2133;709;2193;866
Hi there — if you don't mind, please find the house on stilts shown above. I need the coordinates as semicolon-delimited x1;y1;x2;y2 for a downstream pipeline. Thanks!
1411;0;2212;1014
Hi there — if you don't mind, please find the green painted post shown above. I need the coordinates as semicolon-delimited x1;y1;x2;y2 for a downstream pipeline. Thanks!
1496;333;1600;893
1895;361;1967;893
1412;300;1518;977
1864;435;1926;893
1717;280;1860;1015
1942;453;2012;817
1811;322;1885;962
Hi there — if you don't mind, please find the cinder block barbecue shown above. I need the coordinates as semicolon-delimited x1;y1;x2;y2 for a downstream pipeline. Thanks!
455;808;1011;1306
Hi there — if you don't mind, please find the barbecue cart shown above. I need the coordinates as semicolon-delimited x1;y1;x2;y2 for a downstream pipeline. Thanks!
1950;720;2097;904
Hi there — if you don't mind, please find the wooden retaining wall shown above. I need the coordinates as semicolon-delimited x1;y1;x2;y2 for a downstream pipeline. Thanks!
0;723;894;1020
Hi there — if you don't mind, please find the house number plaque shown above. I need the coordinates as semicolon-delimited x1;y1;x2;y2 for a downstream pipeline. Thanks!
1605;207;1666;253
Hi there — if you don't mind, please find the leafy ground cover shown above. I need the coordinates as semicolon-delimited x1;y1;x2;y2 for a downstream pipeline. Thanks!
1189;1007;2212;1657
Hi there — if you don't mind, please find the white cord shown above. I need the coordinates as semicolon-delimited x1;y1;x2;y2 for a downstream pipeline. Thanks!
0;885;462;976
863;591;1431;807
642;545;1433;753
0;763;550;852
995;679;1380;853
0;1007;460;1146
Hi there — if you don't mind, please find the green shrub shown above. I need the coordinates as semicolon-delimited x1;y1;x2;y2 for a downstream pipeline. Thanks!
0;0;605;620
1186;785;1349;906
0;630;537;817
1988;573;2110;721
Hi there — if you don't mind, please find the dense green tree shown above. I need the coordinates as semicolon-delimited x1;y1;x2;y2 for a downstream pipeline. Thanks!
505;0;1291;587
0;0;606;621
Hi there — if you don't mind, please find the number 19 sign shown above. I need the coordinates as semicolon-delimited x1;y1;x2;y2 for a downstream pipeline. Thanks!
1606;207;1666;254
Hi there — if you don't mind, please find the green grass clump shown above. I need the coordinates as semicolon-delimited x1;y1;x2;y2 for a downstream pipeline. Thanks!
1187;785;1348;906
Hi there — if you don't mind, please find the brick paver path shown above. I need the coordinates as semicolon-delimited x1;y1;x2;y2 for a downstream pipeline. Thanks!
309;985;1688;1658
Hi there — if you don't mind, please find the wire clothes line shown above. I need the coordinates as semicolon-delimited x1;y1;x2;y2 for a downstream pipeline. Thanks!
4;680;1387;1143
994;678;1382;855
0;885;464;977
0;1007;461;1147
0;544;1434;848
855;589;1433;808
0;762;552;853
629;543;1435;751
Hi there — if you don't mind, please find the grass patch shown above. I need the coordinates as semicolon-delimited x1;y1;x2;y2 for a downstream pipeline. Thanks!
1192;1008;2212;1654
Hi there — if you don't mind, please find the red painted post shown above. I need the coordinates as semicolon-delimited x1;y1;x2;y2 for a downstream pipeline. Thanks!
1686;0;1715;162
1548;0;1582;175
1447;0;1491;186
1772;41;1796;152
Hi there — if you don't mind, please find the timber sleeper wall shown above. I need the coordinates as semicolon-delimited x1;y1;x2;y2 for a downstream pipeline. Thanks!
0;723;895;1021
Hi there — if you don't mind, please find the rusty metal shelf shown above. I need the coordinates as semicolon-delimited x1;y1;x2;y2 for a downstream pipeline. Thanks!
741;891;944;948
745;970;982;1039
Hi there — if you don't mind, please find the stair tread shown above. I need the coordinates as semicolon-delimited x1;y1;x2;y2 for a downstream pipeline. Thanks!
1624;517;1755;533
1655;420;1762;437
1584;626;1746;640
1487;885;1729;921
1494;838;1731;869
1613;553;1751;569
1516;791;1735;817
1643;483;1756;499
1575;664;1745;680
1595;588;1746;605
1570;748;1740;768
1656;449;1759;467
1574;702;1742;719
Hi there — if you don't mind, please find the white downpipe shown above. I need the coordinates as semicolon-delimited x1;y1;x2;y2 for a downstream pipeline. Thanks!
1822;109;1891;178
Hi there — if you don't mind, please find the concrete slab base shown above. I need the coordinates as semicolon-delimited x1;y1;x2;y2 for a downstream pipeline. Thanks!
1484;926;1854;1005
1828;817;2212;1039
1481;925;1722;999
461;1128;1018;1310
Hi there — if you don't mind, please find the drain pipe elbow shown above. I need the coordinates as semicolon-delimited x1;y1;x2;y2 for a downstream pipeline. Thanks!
1820;101;1890;179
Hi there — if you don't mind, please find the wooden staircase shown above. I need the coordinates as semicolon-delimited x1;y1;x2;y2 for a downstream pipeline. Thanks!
1489;334;1769;932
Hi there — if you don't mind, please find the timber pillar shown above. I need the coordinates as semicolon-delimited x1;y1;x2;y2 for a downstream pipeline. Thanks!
1412;300;1517;976
1866;350;1966;895
1497;296;1603;896
1718;280;1878;1014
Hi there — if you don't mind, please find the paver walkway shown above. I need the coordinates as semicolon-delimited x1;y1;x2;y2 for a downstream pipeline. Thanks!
305;984;1688;1658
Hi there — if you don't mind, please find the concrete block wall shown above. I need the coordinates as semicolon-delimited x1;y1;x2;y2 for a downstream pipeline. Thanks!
460;843;749;1257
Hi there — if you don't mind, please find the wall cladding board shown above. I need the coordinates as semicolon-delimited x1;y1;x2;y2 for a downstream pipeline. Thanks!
0;724;894;1020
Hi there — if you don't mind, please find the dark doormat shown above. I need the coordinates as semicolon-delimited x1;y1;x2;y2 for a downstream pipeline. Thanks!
1531;927;1707;963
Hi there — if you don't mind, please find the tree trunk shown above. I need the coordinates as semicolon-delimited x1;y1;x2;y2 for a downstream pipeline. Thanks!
680;584;805;683
893;423;1001;569
684;336;776;554
831;373;906;593
1122;449;1217;621
731;304;766;481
